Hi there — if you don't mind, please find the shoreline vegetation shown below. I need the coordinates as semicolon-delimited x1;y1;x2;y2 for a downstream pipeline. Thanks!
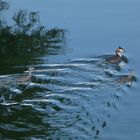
0;0;66;58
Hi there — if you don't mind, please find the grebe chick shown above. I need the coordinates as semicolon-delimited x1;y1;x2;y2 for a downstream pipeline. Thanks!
106;47;124;64
116;70;133;85
17;67;34;84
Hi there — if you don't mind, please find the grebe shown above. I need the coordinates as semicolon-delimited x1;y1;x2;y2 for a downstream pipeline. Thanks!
17;67;34;84
106;47;124;64
116;70;133;85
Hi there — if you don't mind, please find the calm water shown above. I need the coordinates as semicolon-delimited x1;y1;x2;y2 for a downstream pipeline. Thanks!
0;0;140;139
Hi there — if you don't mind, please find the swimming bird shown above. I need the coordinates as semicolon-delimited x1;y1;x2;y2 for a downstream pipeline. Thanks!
17;67;34;84
116;70;133;85
106;47;125;64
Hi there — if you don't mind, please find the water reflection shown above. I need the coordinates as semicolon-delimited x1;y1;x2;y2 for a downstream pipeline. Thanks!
0;0;65;74
0;54;136;139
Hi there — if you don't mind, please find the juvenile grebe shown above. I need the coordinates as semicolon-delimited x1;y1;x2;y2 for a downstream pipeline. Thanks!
116;70;133;85
17;67;34;83
106;47;124;64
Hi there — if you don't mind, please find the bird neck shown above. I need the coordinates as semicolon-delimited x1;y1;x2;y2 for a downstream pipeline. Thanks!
116;52;122;57
29;70;32;77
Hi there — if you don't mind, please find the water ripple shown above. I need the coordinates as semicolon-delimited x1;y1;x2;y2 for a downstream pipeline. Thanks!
0;57;135;139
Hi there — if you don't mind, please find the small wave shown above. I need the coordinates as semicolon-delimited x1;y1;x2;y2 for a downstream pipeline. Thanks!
0;102;19;106
0;55;135;140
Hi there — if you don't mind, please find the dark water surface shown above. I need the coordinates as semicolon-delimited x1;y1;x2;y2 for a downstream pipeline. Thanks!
0;0;140;140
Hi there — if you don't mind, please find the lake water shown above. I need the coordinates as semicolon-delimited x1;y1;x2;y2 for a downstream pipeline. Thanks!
0;0;140;139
